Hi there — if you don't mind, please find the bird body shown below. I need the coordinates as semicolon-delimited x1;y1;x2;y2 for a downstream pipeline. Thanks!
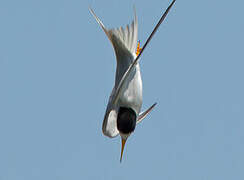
115;61;142;115
90;8;143;138
90;0;175;162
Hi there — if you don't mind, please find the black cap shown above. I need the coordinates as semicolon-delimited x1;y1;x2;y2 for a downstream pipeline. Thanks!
117;107;137;134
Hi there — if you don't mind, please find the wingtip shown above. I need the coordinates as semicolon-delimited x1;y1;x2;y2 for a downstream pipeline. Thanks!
169;0;176;9
89;7;110;39
137;102;158;124
89;7;103;27
88;6;94;16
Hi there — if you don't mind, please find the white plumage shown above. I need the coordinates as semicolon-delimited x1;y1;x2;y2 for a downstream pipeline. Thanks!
90;8;143;138
89;0;175;161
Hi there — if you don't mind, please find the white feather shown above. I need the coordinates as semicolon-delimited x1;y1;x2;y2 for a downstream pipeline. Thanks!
90;8;142;138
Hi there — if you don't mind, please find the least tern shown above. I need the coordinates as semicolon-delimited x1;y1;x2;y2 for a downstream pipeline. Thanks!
90;0;175;162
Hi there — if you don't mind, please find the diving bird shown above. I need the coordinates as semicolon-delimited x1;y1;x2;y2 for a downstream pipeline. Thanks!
90;0;175;162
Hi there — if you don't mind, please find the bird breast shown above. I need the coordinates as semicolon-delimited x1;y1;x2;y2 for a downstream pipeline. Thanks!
115;63;142;116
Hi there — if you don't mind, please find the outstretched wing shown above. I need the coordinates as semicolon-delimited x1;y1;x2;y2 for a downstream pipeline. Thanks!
111;0;176;106
109;0;175;128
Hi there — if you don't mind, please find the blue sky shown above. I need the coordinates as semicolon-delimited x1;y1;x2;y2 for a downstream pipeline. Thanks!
1;0;244;179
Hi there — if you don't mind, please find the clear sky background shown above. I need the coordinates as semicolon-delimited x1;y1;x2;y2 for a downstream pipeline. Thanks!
1;0;244;179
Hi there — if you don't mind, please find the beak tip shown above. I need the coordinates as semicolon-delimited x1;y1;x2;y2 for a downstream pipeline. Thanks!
120;137;127;163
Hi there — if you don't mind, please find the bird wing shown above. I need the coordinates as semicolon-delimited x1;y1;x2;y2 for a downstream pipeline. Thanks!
137;103;157;124
110;0;176;106
102;88;119;138
90;8;139;138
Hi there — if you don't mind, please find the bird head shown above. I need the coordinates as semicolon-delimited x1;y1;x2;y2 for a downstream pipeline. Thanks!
117;107;137;162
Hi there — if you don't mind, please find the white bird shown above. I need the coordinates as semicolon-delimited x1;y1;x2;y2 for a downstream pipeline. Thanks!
90;0;175;162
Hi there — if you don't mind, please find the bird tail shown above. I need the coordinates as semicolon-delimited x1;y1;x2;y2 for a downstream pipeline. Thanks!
89;8;138;57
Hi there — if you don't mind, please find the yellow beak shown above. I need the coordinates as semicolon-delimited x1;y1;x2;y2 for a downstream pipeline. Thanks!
120;137;127;162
